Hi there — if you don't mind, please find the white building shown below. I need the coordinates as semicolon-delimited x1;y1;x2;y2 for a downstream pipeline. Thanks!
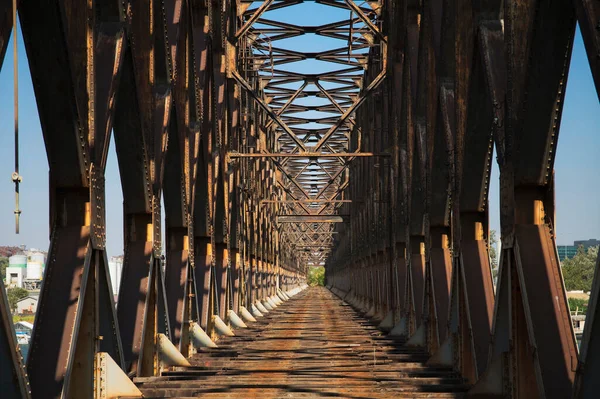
16;296;38;314
26;252;45;280
6;253;27;288
15;321;33;335
5;250;47;289
108;256;124;299
5;266;25;288
14;321;33;345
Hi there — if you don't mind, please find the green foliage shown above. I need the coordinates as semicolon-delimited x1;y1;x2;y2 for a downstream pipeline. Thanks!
562;246;597;292
13;314;35;324
568;297;589;315
307;266;325;286
7;287;29;312
489;230;499;281
0;257;8;282
489;230;498;268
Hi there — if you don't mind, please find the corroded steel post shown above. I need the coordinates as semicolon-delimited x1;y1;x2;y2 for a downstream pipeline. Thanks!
427;0;500;383
113;0;174;375
0;3;30;396
0;277;30;398
20;1;126;396
572;2;600;397
471;1;578;397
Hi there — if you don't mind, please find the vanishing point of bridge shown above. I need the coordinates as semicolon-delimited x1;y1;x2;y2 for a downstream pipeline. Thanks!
1;0;600;398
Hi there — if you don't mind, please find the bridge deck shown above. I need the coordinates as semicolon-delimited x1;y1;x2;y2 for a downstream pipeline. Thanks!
136;288;468;398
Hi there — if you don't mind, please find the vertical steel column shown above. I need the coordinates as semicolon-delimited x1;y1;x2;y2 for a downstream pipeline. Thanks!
571;2;600;396
0;277;30;398
113;0;174;375
162;0;209;356
412;0;449;353
428;1;501;383
0;3;30;397
20;1;126;396
471;1;578;396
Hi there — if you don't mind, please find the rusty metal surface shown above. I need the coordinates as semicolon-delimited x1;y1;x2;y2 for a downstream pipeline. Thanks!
430;247;452;343
574;239;600;398
513;225;577;396
195;239;213;330
16;1;127;396
0;0;10;71
410;252;426;327
460;239;494;375
2;0;600;397
117;241;153;372
165;249;189;346
136;287;468;398
0;276;30;398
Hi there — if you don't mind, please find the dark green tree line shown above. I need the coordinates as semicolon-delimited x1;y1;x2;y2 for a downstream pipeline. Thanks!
562;245;597;292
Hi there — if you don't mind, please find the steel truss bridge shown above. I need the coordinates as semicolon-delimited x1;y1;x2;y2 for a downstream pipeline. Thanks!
1;0;600;398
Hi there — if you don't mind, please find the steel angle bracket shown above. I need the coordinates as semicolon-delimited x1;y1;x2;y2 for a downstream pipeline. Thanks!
94;352;142;399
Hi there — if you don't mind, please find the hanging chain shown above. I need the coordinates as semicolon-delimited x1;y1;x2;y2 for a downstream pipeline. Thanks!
11;0;22;234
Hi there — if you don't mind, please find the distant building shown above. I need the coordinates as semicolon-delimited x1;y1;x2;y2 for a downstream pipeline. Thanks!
14;321;33;345
23;251;45;290
108;256;124;299
557;245;577;262
4;250;46;289
16;296;38;314
14;321;33;337
557;239;600;262
5;266;25;288
572;315;586;334
574;239;600;250
14;321;33;335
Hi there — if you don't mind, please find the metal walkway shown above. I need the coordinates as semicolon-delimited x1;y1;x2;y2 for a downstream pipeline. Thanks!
136;287;467;398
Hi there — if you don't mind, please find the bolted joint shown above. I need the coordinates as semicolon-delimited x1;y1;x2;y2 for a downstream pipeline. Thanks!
11;171;22;183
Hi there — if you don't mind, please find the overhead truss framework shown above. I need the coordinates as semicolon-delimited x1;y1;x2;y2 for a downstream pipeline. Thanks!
1;1;600;399
233;0;387;263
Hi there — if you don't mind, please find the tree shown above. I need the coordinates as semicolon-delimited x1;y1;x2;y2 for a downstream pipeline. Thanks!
489;230;499;281
307;266;325;286
7;287;29;313
0;257;8;282
568;297;588;315
562;245;597;292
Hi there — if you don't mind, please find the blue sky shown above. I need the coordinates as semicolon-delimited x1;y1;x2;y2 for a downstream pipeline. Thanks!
0;5;599;258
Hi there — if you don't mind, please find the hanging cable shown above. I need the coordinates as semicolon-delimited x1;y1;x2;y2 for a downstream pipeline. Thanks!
11;0;22;234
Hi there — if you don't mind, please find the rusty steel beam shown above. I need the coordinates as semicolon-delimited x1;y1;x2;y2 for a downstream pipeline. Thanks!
9;1;596;397
235;0;275;40
575;253;600;398
569;13;600;395
228;152;390;159
231;69;308;151
0;277;30;398
262;200;352;206
277;215;348;224
470;1;578;397
421;0;501;384
342;0;386;43
0;0;11;73
572;0;600;102
19;1;127;397
313;69;387;151
0;6;30;397
113;0;174;376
